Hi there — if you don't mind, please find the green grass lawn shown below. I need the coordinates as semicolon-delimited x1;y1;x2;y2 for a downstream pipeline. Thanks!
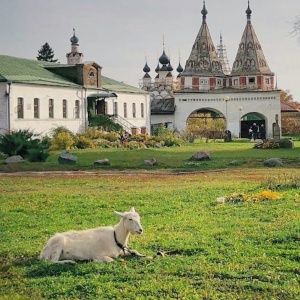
1;169;300;299
0;139;300;173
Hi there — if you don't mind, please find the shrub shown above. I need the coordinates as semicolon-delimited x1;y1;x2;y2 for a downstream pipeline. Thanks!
49;132;75;150
88;115;122;132
97;139;113;148
0;129;49;162
81;128;104;139
122;141;146;150
75;136;96;149
50;126;75;139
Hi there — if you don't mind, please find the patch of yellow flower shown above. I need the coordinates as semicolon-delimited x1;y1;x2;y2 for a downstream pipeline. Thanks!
219;190;281;204
248;190;281;202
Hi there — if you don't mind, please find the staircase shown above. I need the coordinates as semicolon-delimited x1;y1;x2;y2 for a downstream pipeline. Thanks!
112;115;135;134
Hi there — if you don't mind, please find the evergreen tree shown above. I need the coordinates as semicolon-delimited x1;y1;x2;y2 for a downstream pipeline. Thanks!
36;42;58;62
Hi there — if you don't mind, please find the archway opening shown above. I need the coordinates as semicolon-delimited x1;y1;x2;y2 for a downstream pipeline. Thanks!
186;108;225;140
241;112;266;139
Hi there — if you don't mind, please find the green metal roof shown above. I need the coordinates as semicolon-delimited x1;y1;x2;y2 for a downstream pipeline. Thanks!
102;76;148;94
0;54;148;95
0;55;80;87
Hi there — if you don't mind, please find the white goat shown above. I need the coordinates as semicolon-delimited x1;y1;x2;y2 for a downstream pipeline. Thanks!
40;207;143;264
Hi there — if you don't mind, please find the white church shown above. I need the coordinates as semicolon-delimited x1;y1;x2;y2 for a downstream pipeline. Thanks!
141;1;281;139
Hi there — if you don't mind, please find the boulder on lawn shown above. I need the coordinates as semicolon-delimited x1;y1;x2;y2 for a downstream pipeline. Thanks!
144;157;157;166
191;151;211;161
263;158;283;167
94;158;111;166
4;155;24;164
58;151;77;165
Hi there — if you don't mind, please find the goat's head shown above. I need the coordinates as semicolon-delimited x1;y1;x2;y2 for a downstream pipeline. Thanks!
114;207;143;235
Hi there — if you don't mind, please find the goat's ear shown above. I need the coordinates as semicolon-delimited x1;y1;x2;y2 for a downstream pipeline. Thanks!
114;211;125;218
130;207;135;212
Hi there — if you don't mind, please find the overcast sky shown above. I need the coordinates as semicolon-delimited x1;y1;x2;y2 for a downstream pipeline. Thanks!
0;0;299;100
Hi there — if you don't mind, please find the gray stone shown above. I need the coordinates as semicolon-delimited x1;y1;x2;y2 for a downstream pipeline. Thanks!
263;158;283;167
4;155;24;164
94;158;111;166
58;151;77;165
144;157;156;166
229;160;238;166
191;151;211;161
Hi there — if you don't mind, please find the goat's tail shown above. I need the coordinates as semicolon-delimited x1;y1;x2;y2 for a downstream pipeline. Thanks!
40;234;64;262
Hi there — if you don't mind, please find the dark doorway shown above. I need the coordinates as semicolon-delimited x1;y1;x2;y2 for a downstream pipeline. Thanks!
95;100;106;115
241;120;266;139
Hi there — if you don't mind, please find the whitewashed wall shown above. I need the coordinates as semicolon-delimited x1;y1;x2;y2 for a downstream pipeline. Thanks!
0;83;9;135
174;90;281;138
103;92;150;134
8;83;87;136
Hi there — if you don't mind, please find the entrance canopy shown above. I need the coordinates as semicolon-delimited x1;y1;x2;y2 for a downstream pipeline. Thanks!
87;92;117;99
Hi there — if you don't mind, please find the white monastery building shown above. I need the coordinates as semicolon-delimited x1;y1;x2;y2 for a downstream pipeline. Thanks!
141;1;281;138
0;30;150;136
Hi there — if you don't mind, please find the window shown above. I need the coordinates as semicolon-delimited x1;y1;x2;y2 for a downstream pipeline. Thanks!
114;102;118;116
249;77;255;84
124;103;127;118
265;78;270;84
63;99;67;118
141;103;144;118
49;99;54;118
75;100;80;118
132;103;136;118
234;79;238;85
34;98;39;119
17;97;24;119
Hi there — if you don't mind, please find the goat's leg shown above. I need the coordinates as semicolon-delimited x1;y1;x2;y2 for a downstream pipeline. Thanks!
51;259;77;264
93;256;114;263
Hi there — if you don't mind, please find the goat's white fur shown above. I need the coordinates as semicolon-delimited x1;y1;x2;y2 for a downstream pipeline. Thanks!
40;207;143;264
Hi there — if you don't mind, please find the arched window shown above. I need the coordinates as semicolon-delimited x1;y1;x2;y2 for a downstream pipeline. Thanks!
132;103;136;118
124;103;127;118
17;97;24;119
75;100;80;118
49;99;54;118
141;103;144;118
34;98;39;119
63;99;67;118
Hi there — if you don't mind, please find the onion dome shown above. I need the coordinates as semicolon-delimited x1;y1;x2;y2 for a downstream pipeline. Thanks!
143;73;151;78
159;50;169;65
166;72;172;77
160;65;168;72
70;28;79;45
246;0;252;20
167;63;173;72
155;63;160;73
177;62;183;73
143;62;150;73
201;1;208;23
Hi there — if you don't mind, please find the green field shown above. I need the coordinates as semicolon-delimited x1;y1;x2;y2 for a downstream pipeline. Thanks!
1;141;300;299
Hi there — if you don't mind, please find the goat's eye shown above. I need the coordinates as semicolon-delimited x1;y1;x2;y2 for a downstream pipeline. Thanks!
128;218;133;221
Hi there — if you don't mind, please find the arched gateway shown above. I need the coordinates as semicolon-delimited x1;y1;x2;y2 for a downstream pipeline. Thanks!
141;2;281;139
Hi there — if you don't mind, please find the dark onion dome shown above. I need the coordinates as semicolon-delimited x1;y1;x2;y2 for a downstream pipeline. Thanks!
166;72;172;77
177;62;183;73
160;65;168;72
159;50;169;65
143;62;150;73
246;1;252;18
70;28;79;44
155;63;160;73
167;63;173;72
201;1;208;22
143;73;151;78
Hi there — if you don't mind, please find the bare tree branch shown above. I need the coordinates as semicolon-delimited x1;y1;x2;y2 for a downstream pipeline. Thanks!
291;16;300;43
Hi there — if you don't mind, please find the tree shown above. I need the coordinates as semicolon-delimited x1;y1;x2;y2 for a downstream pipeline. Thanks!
280;90;300;109
36;42;58;62
292;16;300;43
